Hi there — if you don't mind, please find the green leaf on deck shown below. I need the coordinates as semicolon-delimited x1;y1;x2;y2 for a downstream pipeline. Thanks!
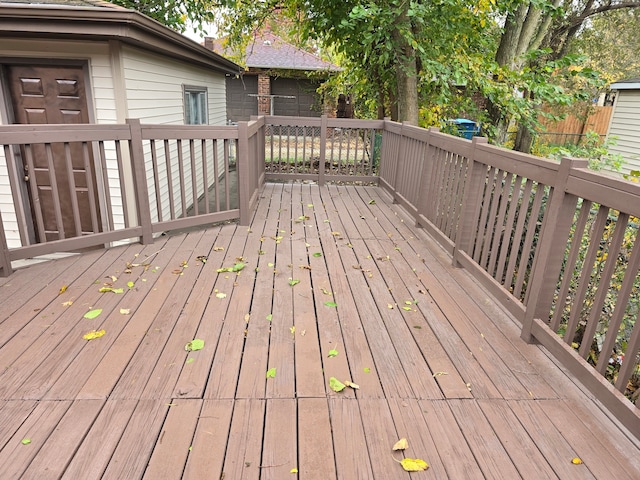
364;367;371;373
186;358;195;364
83;309;102;320
329;377;346;392
289;279;300;286
266;314;273;322
313;252;323;257
185;339;205;351
324;301;337;308
328;349;338;357
127;281;135;289
266;367;276;378
368;199;376;205
402;306;412;311
232;262;245;272
21;439;31;445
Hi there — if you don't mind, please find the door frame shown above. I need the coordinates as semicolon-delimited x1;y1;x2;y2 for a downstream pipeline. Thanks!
0;58;102;245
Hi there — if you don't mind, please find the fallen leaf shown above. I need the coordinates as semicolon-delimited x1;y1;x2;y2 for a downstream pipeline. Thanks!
290;468;298;473
307;204;313;208
571;458;583;465
186;358;195;364
127;281;135;288
331;231;341;236
324;301;337;308
196;255;208;264
402;306;412;311
59;285;68;295
62;300;73;307
185;339;205;351
290;326;296;335
120;308;130;315
368;199;376;205
266;367;276;378
84;309;102;320
393;438;409;451
364;367;371;373
432;371;449;377
83;329;106;340
328;349;338;357
400;458;428;472
329;377;346;392
344;380;359;389
268;262;275;267
387;303;394;309
216;292;227;299
313;252;323;257
289;279;300;286
21;439;31;445
266;314;273;322
321;288;332;296
213;246;224;251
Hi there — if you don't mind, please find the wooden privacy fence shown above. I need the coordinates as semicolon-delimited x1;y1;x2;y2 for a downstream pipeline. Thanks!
381;121;640;436
0;117;265;275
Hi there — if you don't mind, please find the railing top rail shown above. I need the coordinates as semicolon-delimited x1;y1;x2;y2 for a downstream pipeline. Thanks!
0;124;133;143
567;166;640;216
139;123;240;140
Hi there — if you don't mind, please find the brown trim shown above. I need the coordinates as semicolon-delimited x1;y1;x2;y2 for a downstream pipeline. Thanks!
0;4;241;74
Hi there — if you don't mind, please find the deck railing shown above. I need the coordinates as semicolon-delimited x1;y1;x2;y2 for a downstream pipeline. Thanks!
1;115;639;436
380;121;640;437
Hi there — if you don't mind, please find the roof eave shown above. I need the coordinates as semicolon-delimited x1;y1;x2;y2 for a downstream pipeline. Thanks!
610;82;640;90
0;5;241;75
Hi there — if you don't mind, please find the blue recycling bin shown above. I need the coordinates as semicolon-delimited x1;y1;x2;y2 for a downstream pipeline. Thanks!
451;118;480;140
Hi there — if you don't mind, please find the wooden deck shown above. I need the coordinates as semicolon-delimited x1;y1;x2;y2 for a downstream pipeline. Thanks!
1;183;639;479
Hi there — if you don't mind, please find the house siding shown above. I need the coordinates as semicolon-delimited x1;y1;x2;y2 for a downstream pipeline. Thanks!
607;90;640;175
121;46;227;223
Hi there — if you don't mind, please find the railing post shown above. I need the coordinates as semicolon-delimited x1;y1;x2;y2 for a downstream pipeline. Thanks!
0;209;13;276
126;118;153;244
318;115;327;186
453;137;488;267
237;121;252;225
520;157;587;342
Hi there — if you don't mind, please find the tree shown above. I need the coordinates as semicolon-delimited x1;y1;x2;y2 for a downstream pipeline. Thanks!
490;0;640;152
110;0;219;33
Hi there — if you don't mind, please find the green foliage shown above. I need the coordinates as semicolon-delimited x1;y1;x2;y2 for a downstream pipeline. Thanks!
535;131;624;171
110;0;218;33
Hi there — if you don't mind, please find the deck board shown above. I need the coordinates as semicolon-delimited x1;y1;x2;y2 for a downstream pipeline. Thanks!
1;183;639;479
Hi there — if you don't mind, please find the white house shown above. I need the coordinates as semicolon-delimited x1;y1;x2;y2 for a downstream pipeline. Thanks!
607;78;640;176
0;0;240;249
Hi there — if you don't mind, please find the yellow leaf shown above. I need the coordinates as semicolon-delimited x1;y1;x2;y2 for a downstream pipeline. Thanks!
344;380;359;389
120;308;130;315
83;329;106;340
59;285;68;295
392;438;409;451
571;457;583;465
62;300;73;307
290;468;298;473
400;458;429;472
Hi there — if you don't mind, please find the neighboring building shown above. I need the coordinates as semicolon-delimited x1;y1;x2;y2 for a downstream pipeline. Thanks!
607;78;640;175
0;0;240;249
205;31;341;123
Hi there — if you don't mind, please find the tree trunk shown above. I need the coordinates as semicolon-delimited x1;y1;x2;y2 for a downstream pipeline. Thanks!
392;7;419;125
514;124;535;153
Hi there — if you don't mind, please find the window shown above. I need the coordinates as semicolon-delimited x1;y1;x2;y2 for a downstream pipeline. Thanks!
183;86;208;124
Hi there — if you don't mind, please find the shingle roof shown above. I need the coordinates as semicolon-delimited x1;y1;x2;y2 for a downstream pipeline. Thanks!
211;31;340;72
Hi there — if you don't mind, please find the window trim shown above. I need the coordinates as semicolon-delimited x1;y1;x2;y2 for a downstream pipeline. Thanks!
183;85;208;125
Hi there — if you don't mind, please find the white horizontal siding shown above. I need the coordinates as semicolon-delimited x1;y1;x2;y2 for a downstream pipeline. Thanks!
608;91;640;175
121;46;228;221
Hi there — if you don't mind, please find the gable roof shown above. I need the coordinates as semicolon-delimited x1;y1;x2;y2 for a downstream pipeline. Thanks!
0;0;241;74
210;31;340;72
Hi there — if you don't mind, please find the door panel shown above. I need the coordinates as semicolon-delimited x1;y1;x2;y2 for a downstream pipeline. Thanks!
7;64;100;242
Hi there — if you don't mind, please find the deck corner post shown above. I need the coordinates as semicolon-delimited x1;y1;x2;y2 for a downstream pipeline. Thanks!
0;209;13;277
452;136;488;267
318;115;328;186
126;118;153;245
237;121;252;226
520;156;585;342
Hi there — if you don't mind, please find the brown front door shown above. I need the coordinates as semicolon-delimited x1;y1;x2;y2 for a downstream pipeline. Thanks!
7;64;100;241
